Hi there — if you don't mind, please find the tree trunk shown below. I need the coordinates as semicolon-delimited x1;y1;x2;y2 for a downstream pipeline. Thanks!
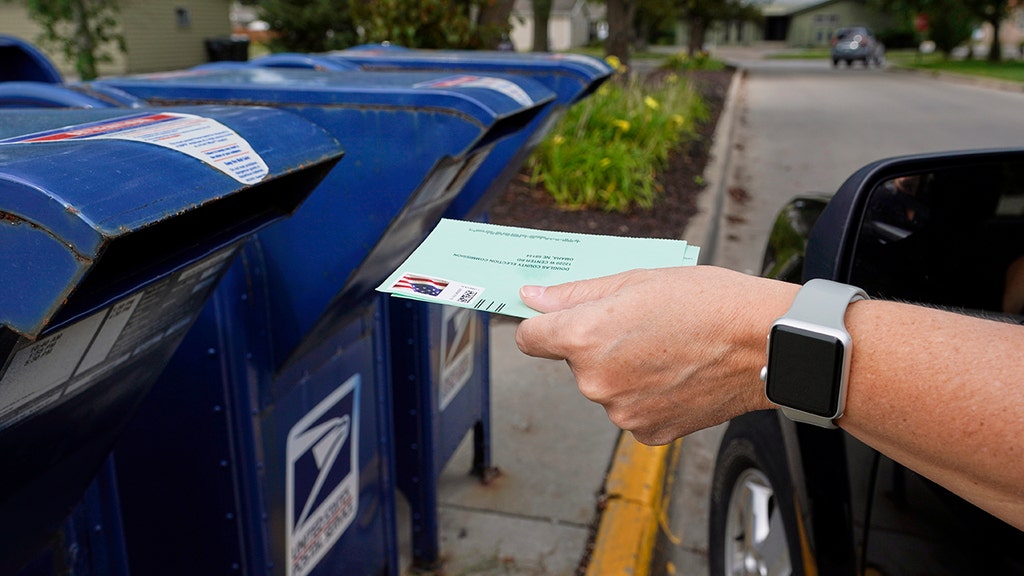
687;17;705;56
606;0;637;68
70;0;99;80
987;15;1003;62
476;0;515;49
532;0;552;51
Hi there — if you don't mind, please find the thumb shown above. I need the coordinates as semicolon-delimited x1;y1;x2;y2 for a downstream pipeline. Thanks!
520;271;639;313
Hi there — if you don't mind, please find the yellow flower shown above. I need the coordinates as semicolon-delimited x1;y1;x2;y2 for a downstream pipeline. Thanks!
670;114;684;126
552;135;566;145
644;96;659;110
612;119;630;132
605;55;622;70
599;157;612;168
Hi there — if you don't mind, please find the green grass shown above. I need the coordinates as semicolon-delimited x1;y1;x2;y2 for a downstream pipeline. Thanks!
768;46;1024;84
888;49;1024;82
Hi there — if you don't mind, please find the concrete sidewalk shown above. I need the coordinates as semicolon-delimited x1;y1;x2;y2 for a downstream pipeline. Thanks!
393;58;745;575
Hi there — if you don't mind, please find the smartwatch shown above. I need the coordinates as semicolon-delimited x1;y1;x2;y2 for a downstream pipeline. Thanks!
760;279;868;429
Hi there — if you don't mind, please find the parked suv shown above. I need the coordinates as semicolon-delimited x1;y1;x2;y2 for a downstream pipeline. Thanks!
709;150;1024;575
831;26;885;67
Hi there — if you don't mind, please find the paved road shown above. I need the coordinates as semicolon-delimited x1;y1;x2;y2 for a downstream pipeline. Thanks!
717;56;1024;274
658;52;1024;576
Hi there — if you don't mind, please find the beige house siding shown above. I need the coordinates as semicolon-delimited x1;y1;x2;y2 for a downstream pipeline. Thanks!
677;20;764;48
119;0;233;74
0;0;231;80
787;0;892;47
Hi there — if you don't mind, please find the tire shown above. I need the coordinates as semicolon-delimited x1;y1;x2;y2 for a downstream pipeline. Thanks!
709;411;805;576
832;59;839;67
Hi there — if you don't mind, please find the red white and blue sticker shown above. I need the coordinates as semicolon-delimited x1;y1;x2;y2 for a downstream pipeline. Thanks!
286;375;360;576
0;112;269;184
414;74;534;107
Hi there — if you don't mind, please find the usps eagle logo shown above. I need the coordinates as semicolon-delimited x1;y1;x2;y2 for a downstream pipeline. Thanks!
286;375;360;576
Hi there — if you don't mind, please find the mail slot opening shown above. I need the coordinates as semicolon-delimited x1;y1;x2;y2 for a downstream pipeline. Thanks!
52;160;339;329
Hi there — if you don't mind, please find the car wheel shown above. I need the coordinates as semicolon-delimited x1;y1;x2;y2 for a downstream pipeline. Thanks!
709;411;805;576
832;59;839;67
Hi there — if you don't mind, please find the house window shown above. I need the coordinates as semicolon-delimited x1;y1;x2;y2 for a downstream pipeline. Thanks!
175;7;191;29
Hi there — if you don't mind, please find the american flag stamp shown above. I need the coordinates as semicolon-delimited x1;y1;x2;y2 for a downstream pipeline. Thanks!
392;272;484;305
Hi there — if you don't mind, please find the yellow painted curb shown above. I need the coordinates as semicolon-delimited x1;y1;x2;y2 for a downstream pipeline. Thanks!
585;433;680;576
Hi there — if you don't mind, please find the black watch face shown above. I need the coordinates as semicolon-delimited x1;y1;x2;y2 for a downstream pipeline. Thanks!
765;324;845;417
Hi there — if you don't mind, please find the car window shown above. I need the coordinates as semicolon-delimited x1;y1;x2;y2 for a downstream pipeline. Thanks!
851;162;1024;314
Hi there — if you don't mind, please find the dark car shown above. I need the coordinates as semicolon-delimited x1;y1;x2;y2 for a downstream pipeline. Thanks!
708;150;1024;575
831;26;885;67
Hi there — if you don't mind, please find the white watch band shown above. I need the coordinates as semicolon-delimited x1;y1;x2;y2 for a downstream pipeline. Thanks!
766;279;867;428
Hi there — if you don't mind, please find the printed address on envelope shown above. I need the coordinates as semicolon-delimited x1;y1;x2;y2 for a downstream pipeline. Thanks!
376;219;700;318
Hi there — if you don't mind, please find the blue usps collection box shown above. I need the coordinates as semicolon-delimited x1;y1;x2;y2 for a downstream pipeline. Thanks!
85;66;553;575
208;45;612;568
0;106;343;575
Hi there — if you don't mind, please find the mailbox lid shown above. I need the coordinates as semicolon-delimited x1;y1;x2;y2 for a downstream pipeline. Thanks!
332;44;613;105
89;67;555;129
0;81;146;109
0;105;344;340
88;67;555;365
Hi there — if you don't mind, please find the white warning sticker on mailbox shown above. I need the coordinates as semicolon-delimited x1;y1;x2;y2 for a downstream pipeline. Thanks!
0;112;269;184
414;74;534;107
286;374;360;576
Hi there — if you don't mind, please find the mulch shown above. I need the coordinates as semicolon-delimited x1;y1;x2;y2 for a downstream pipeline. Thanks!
487;67;735;240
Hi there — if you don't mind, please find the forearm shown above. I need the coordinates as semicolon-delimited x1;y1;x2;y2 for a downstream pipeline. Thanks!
515;266;1024;528
836;300;1024;529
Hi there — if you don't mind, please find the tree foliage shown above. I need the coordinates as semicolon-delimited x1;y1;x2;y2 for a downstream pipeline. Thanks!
13;0;125;80
259;0;512;52
872;0;1004;60
635;0;679;48
352;0;477;48
926;0;977;57
963;0;1010;61
257;0;359;52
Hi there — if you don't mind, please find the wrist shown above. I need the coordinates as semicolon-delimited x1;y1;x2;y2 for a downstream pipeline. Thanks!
762;279;868;428
737;277;802;412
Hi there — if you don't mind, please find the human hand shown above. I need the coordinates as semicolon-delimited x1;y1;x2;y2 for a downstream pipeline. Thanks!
514;266;797;444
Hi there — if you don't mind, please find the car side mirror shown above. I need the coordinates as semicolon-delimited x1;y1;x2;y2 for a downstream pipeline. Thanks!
802;149;1024;316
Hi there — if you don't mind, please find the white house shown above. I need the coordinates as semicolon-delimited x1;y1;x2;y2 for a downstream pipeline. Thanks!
510;0;601;52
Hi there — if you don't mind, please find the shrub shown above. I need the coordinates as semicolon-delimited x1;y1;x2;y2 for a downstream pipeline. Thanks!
660;50;726;72
527;65;708;212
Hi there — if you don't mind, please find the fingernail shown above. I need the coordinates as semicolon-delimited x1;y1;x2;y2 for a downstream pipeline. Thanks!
521;285;545;299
